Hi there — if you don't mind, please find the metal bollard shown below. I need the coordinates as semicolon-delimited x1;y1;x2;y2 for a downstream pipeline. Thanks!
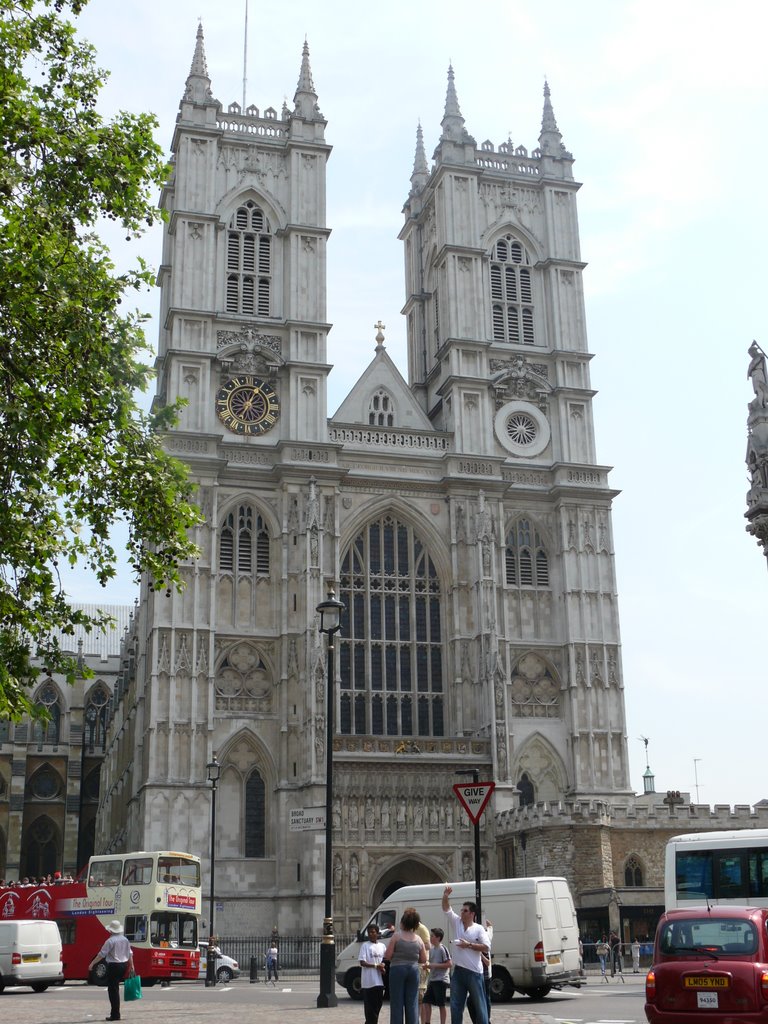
249;956;259;983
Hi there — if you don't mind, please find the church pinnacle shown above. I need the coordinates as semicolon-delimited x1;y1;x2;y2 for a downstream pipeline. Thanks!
440;64;468;142
538;80;570;157
293;39;323;120
410;122;429;194
183;22;215;106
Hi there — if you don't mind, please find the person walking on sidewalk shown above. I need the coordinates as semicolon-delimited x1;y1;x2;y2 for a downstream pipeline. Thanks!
265;942;279;984
596;937;609;982
88;920;135;1022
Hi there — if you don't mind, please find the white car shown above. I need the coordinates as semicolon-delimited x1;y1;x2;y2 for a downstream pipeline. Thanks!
197;944;240;983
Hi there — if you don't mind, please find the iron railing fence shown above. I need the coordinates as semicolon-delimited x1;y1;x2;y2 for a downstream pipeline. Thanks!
220;934;357;980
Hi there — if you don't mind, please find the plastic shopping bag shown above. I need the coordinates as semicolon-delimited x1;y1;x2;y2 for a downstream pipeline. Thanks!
124;973;142;1001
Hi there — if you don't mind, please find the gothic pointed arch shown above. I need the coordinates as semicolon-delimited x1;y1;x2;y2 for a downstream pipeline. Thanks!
505;516;551;589
34;678;62;745
624;853;644;887
338;506;448;739
486;227;542;347
20;813;61;878
84;680;111;753
510;731;568;804
368;856;444;909
26;762;64;802
368;387;396;427
216;728;276;859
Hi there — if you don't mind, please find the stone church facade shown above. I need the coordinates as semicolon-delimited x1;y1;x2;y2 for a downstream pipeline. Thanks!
95;26;633;938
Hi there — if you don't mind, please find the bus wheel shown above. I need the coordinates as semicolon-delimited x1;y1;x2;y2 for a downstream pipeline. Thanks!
90;962;108;986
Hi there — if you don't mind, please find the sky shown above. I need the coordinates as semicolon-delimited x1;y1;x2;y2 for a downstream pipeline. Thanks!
64;0;767;809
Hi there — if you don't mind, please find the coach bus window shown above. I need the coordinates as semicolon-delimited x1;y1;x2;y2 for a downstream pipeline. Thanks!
715;853;746;898
157;856;200;888
749;850;768;898
676;851;713;900
88;859;123;888
123;858;153;886
125;915;148;942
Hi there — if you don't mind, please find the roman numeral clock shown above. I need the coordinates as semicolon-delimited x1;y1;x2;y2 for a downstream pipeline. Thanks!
215;375;280;436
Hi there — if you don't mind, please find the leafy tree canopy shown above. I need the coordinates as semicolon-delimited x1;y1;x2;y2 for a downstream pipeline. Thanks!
0;0;201;719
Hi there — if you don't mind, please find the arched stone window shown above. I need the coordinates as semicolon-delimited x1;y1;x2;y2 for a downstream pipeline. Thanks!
490;235;536;345
34;681;61;746
225;200;272;316
244;768;266;858
219;505;270;575
21;815;60;878
517;772;535;806
27;764;62;801
506;518;549;587
625;854;643;886
84;684;111;754
339;514;444;738
368;389;395;427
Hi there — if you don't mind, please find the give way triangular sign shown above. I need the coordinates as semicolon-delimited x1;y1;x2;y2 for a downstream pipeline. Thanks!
452;781;496;825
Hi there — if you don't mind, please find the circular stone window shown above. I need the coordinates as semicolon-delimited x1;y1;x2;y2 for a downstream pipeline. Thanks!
494;401;550;457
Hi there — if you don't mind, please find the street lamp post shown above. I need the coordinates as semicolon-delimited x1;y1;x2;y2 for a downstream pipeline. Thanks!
205;753;221;988
316;588;345;1009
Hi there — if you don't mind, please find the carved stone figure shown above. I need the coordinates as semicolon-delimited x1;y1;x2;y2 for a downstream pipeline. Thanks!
749;342;768;409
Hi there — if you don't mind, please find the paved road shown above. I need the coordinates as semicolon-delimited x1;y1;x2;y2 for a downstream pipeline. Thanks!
0;974;648;1024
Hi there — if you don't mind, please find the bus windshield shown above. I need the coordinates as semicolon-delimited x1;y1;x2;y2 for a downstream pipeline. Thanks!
158;855;200;887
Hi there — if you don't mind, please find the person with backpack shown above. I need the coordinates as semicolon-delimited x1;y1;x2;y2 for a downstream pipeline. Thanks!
422;927;452;1024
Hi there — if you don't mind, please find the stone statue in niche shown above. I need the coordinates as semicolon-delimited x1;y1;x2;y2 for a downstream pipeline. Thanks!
381;798;390;830
350;854;359;887
333;854;343;888
365;798;374;829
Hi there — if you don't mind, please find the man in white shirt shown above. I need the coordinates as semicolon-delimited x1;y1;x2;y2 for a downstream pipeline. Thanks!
441;885;489;1024
88;920;135;1022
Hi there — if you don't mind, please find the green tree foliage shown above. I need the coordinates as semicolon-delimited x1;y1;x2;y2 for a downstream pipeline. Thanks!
0;0;201;719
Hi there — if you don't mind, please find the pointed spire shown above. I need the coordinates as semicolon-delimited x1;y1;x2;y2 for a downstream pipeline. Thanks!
440;64;468;143
538;79;571;159
183;21;215;106
410;122;429;194
293;39;323;120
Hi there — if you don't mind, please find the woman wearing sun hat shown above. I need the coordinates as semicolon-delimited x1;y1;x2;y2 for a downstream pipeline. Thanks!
88;920;135;1021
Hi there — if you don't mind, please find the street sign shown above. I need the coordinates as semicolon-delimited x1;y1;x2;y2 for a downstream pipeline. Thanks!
289;807;326;831
452;781;496;825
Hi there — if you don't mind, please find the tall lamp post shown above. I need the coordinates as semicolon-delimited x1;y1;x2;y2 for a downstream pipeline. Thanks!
316;588;345;1009
205;753;221;988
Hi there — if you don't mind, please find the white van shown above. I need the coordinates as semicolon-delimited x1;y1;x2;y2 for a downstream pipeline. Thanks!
0;919;63;993
335;877;581;1002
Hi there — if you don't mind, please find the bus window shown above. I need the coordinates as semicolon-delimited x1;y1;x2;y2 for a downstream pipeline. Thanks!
676;851;713;900
749;850;768;898
125;915;148;942
123;858;153;886
150;912;197;949
89;859;123;888
158;856;200;888
57;919;76;945
715;853;746;899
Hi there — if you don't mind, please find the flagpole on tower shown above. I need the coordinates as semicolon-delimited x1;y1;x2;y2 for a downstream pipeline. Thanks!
242;0;249;110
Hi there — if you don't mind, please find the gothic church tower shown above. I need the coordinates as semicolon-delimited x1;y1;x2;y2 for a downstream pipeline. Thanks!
97;32;632;939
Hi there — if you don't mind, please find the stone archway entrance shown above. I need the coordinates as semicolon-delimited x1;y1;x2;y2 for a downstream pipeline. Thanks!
374;858;443;906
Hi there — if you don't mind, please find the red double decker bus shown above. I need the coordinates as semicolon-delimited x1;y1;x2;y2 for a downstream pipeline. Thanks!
0;851;201;984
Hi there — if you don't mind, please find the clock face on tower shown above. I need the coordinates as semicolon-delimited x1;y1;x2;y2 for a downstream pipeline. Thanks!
215;375;280;436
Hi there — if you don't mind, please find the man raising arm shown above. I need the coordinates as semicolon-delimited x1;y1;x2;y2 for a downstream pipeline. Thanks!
441;885;489;1024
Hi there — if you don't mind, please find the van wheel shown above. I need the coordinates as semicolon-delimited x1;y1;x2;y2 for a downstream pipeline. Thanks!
345;967;363;1000
521;985;551;1000
0;977;5;995
31;983;49;993
217;967;233;983
489;967;514;1002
